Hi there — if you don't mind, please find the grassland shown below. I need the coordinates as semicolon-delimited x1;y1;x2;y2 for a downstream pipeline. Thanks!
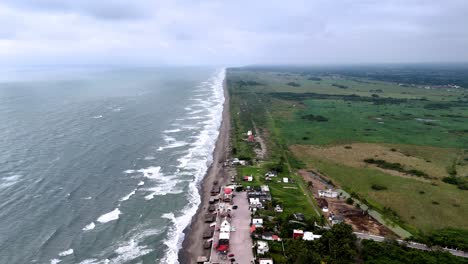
227;66;468;237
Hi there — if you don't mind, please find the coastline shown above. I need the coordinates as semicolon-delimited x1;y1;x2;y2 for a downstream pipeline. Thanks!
178;77;231;263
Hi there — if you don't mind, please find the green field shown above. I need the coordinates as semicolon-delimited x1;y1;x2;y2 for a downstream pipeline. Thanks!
227;67;468;238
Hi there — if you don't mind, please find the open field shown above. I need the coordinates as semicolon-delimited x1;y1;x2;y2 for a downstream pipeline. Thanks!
227;66;468;236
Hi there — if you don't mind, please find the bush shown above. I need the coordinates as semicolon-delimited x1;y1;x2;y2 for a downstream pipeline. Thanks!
442;176;468;190
345;197;354;205
287;82;301;87
371;184;388;191
301;114;329;122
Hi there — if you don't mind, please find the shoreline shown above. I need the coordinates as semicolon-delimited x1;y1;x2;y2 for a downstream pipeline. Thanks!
178;77;231;263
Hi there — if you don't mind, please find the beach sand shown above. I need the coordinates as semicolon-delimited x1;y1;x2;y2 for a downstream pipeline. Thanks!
178;79;232;263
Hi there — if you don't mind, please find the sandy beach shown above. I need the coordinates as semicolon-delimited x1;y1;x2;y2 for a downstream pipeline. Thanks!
178;78;232;264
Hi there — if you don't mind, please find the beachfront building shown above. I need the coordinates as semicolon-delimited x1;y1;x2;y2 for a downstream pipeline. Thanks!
220;218;231;233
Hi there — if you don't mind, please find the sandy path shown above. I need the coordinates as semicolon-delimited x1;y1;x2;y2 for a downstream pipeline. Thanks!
178;79;231;264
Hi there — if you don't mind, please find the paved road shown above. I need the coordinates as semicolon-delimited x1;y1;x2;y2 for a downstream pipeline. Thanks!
354;232;468;258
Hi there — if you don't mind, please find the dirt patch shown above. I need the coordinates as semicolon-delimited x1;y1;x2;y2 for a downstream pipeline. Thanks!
298;169;394;237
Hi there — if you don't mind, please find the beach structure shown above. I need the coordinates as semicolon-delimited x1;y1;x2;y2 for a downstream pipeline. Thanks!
257;240;269;255
303;231;322;241
196;256;209;264
293;229;304;239
318;189;339;198
211;185;221;196
203;229;214;239
204;213;216;223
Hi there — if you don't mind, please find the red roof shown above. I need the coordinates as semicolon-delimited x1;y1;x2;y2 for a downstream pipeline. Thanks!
217;244;229;252
272;235;280;240
224;188;232;194
250;224;256;233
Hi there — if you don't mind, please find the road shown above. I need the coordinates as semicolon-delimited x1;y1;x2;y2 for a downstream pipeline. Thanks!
354;232;468;258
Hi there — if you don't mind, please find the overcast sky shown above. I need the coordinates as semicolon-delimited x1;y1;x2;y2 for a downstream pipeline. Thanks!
0;0;467;66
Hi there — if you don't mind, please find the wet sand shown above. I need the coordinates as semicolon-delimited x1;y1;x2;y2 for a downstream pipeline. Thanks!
178;79;231;263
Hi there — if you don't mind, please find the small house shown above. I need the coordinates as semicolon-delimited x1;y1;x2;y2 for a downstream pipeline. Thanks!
274;205;283;213
257;241;269;255
318;189;338;198
331;215;344;225
293;229;304;239
293;213;305;222
243;175;253;182
259;259;274;264
282;178;289;183
261;185;270;192
249;198;262;208
265;171;277;178
252;218;263;228
303;231;322;241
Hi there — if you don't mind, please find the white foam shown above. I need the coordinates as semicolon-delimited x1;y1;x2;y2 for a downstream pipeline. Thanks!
58;249;74;257
123;169;136;174
78;259;109;264
83;222;96;231
163;129;181;133
97;208;121;223
0;174;22;189
137;181;145;186
160;68;225;264
50;259;61;264
119;189;136;202
92;115;103;119
137;166;161;179
144;156;155;160
157;141;189;151
81;196;93;200
109;228;162;263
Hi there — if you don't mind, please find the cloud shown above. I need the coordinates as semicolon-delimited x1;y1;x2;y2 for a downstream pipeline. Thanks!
0;0;467;65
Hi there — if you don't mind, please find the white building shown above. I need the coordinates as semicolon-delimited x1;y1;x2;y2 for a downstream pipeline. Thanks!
274;205;283;213
257;240;269;255
259;259;274;264
261;185;270;192
282;178;289;183
220;218;231;233
252;218;263;227
249;198;262;208
303;231;322;241
318;189;338;198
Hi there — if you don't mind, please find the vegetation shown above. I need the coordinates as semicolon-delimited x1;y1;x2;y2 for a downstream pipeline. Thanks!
364;158;429;178
361;240;468;264
227;65;468;252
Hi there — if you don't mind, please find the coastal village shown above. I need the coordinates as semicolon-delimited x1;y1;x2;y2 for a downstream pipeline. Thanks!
192;129;406;264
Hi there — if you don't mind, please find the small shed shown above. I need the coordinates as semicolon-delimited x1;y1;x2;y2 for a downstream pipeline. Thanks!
282;178;289;183
293;229;304;239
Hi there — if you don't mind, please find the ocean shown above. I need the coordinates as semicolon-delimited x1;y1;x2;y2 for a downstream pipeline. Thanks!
0;66;225;264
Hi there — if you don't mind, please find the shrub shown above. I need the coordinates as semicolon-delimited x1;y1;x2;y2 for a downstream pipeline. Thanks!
345;197;354;205
371;184;388;191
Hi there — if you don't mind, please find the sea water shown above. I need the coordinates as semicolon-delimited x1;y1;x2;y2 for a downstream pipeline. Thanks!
0;66;225;264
